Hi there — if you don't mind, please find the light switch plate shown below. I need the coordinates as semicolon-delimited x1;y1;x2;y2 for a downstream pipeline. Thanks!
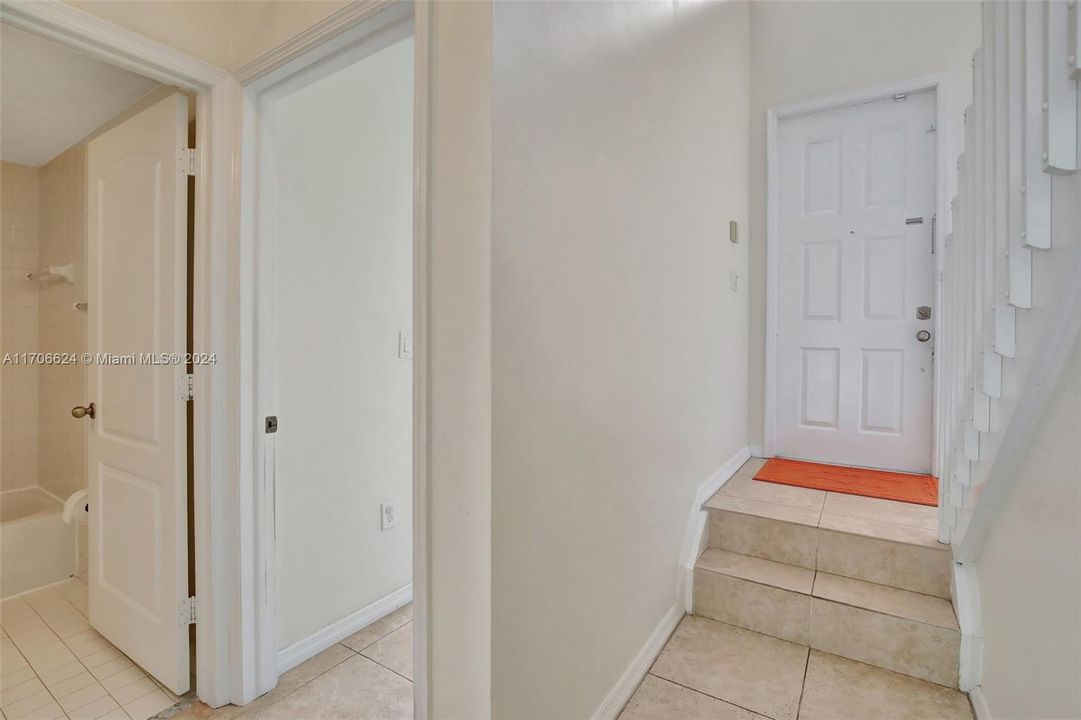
398;331;413;359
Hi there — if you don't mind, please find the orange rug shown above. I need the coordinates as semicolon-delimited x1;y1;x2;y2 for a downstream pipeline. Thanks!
753;458;937;506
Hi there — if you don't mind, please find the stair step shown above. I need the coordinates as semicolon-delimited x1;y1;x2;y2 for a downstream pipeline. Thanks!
694;549;812;644
706;489;952;598
810;573;959;688
693;549;960;688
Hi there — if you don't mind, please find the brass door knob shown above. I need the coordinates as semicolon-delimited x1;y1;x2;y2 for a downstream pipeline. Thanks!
71;403;96;419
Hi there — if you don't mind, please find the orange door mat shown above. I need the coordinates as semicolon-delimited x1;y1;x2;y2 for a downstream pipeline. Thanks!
754;458;937;506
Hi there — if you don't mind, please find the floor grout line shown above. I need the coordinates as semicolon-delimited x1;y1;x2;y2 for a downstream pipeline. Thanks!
794;647;811;720
644;672;781;720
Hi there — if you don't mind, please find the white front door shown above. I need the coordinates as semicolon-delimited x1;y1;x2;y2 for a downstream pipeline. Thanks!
86;92;191;694
774;90;936;473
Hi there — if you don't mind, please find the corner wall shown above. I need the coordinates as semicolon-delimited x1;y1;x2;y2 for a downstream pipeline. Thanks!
491;2;750;716
747;0;981;448
975;336;1081;719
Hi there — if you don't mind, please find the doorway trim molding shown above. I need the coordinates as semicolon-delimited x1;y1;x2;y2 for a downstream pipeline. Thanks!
233;1;430;715
0;0;239;707
764;73;953;534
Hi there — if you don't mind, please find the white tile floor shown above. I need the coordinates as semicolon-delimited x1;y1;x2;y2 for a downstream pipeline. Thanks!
0;580;178;720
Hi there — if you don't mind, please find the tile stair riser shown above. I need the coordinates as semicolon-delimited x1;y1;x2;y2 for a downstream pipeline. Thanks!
693;569;810;645
816;529;952;599
809;598;960;688
692;566;961;689
706;508;952;598
707;509;817;569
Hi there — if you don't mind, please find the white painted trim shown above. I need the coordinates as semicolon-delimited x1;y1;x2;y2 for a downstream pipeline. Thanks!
276;584;413;674
677;446;751;613
591;604;683;720
411;4;432;717
0;0;226;89
970;686;993;720
0;4;237;707
232;0;397;85
748;445;768;458
764;72;953;522
953;561;983;692
235;3;428;714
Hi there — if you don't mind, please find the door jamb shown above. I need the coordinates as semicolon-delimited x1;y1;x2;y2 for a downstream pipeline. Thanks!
764;74;953;535
0;0;239;706
233;0;429;714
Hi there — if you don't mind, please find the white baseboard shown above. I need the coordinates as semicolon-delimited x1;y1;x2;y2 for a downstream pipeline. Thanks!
277;583;412;673
953;561;982;692
969;686;992;719
677;446;752;612
591;603;683;720
748;445;768;458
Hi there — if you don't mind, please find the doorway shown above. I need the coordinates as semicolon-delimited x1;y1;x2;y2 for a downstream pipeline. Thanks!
241;3;417;715
767;84;944;476
1;20;199;715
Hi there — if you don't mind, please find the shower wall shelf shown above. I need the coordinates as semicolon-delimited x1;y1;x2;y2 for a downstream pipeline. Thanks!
27;261;76;284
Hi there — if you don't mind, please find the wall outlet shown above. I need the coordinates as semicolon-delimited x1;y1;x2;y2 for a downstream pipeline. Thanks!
380;501;398;531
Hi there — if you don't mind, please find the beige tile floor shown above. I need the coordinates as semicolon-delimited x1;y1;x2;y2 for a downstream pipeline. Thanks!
621;614;974;720
0;580;179;720
707;458;943;547
168;604;413;720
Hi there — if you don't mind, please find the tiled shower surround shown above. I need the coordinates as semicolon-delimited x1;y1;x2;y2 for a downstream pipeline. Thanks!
1;161;41;495
1;147;89;579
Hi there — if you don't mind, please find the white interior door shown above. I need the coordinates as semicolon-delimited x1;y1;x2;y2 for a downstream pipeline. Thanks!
86;92;190;694
775;90;936;473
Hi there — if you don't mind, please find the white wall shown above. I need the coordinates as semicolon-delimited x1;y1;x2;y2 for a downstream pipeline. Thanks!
976;336;1081;719
747;1;981;447
491;1;749;716
425;2;493;716
268;35;413;650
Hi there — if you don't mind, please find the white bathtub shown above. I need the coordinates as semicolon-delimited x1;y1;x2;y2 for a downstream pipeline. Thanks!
1;489;76;598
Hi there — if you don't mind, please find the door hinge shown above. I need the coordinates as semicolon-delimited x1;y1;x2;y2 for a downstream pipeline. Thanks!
179;596;197;626
178;373;194;401
178;147;197;176
930;214;937;255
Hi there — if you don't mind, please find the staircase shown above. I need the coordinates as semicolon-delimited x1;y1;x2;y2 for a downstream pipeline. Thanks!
941;0;1080;564
693;461;960;688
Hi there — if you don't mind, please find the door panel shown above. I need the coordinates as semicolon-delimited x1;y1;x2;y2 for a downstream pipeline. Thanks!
776;91;936;473
87;92;190;694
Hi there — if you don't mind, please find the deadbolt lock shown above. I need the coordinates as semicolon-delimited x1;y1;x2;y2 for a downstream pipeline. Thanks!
917;306;932;320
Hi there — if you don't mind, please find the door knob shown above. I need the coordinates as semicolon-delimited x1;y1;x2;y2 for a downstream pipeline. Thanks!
916;330;931;343
71;403;96;419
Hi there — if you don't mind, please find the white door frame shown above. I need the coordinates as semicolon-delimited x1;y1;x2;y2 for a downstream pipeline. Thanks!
764;75;953;503
0;0;238;707
233;0;430;715
0;0;433;712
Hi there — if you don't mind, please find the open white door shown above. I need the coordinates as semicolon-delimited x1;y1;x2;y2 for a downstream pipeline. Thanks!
86;92;191;694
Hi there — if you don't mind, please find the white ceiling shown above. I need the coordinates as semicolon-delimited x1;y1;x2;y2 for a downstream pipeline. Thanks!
1;24;160;167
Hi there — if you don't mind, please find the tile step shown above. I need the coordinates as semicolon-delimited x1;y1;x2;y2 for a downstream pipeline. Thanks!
693;548;960;688
706;504;953;598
